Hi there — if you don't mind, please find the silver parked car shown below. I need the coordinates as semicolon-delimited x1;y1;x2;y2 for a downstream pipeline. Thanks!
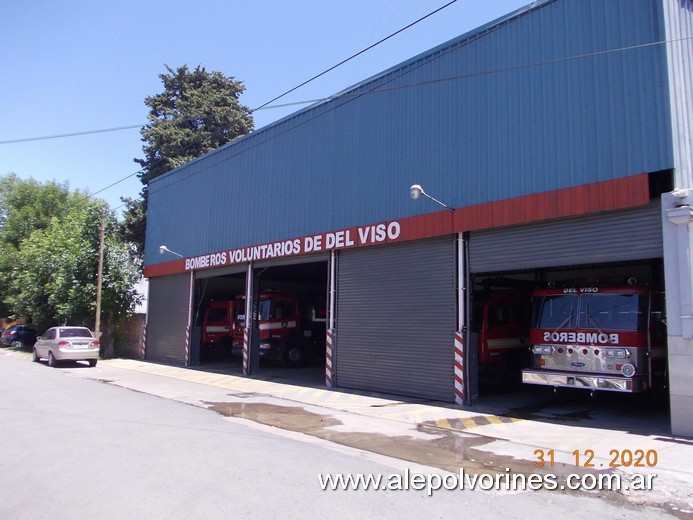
32;326;100;367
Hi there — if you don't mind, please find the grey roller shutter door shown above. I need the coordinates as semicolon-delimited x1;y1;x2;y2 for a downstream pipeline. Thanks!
147;273;190;364
469;201;663;273
335;237;456;401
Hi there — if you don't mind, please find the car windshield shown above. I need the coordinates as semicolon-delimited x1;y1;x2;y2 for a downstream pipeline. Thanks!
58;327;93;338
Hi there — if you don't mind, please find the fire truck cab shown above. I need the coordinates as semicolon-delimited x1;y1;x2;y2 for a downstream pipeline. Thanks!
232;292;326;366
473;289;532;384
201;299;235;360
522;281;667;393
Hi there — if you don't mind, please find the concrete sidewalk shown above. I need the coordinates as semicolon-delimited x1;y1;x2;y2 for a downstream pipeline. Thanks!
22;353;693;516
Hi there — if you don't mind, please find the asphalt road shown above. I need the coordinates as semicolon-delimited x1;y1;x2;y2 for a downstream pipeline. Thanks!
0;352;678;519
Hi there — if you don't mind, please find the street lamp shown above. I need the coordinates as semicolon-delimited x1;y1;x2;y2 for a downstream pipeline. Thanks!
409;184;454;211
159;245;184;258
159;244;193;366
410;182;468;405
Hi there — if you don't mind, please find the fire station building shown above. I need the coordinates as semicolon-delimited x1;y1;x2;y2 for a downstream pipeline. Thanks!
143;0;693;437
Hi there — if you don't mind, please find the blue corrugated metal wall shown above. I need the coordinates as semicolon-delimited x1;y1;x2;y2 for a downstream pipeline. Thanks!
145;0;674;266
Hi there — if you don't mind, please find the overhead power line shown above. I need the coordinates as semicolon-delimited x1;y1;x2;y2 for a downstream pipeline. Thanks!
5;31;692;202
5;34;691;148
0;1;458;147
90;170;142;197
86;32;693;206
250;0;458;112
149;34;693;198
0;124;143;145
1;1;461;206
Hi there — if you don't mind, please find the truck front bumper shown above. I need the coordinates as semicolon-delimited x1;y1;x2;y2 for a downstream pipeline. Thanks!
258;342;283;361
522;369;645;393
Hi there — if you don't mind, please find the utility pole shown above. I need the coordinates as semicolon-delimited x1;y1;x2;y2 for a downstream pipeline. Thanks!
95;207;105;338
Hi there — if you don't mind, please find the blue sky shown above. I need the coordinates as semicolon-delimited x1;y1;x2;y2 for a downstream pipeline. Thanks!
1;0;529;213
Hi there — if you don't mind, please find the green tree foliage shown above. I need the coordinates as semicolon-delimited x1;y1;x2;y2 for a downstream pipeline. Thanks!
118;196;146;260
121;64;254;255
0;174;71;247
0;175;141;337
0;175;73;318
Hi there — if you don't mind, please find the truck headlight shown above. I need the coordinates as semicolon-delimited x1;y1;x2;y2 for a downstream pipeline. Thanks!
259;343;272;350
605;348;630;359
532;345;554;355
621;363;636;377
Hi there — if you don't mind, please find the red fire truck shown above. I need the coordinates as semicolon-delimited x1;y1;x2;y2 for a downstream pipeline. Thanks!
473;289;532;384
522;281;667;393
232;292;326;366
200;300;236;360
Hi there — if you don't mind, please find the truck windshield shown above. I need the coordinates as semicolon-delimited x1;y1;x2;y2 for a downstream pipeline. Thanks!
258;299;271;321
579;293;644;332
532;295;577;329
207;308;227;323
234;297;271;326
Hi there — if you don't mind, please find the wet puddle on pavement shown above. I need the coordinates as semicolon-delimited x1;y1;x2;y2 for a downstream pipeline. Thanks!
203;401;693;517
205;401;555;476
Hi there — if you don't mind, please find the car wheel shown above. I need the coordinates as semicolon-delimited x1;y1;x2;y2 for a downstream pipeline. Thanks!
88;359;97;367
32;348;40;362
11;340;23;349
48;351;59;368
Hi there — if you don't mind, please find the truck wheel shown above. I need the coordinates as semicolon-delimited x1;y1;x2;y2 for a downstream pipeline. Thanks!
284;344;305;367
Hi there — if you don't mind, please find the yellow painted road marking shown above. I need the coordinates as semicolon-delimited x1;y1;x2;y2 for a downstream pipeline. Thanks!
426;415;523;432
103;360;524;432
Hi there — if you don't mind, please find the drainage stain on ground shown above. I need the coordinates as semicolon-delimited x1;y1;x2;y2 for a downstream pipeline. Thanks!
207;402;341;433
204;401;691;516
205;401;563;477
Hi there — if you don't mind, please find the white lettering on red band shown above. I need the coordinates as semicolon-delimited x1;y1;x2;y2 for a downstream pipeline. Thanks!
542;331;619;344
182;220;402;270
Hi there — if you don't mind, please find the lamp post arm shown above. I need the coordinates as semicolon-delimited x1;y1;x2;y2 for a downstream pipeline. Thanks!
159;245;184;258
423;192;454;211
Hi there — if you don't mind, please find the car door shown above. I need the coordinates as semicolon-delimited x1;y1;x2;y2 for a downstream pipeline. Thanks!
34;329;44;357
46;328;59;355
36;328;55;357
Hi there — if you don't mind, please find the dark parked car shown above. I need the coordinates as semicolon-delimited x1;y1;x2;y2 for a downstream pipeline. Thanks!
1;324;38;349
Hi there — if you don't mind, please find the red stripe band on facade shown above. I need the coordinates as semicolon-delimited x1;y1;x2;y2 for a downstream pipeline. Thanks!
144;175;650;278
